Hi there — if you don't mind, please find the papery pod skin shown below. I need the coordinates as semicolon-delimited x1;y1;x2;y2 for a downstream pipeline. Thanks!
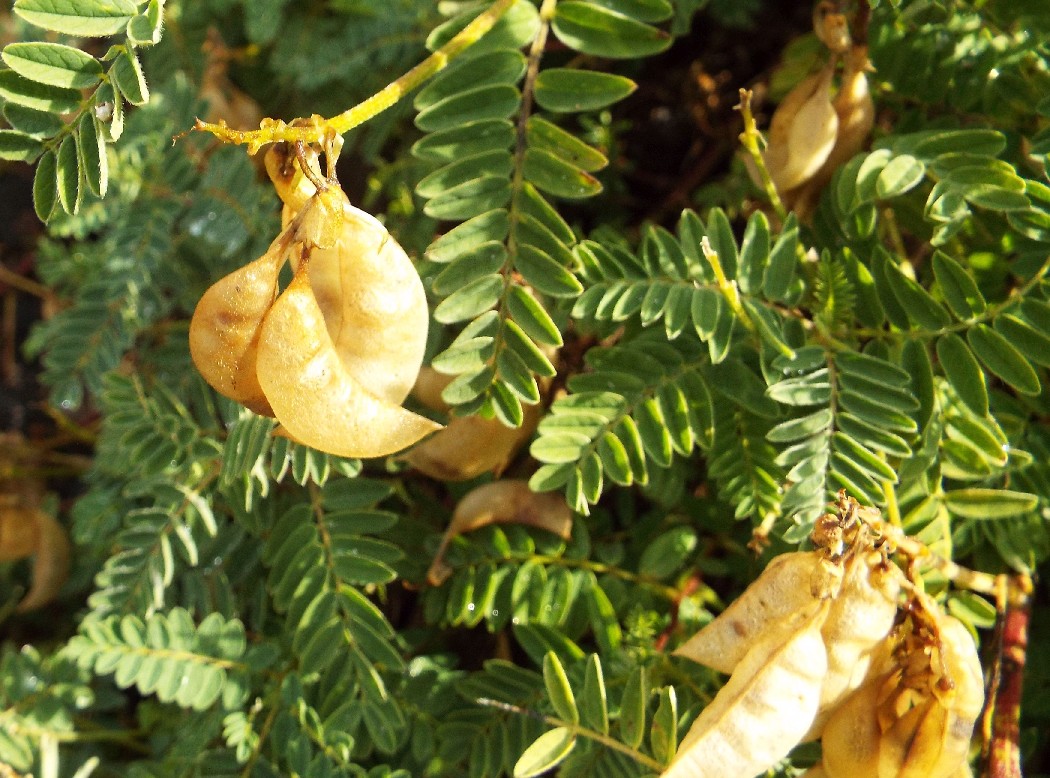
255;267;441;458
822;612;984;778
189;241;286;416
404;367;543;481
806;550;901;738
787;45;875;216
821;661;884;778
673;550;828;674
15;508;71;612
282;187;428;406
764;62;839;193
907;614;984;778
427;480;572;585
662;603;831;778
0;502;42;560
800;764;830;778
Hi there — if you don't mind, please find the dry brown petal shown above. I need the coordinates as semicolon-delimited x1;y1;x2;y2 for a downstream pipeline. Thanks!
427;480;572;586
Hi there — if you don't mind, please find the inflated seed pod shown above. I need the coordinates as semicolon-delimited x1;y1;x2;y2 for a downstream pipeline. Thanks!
189;238;286;416
894;614;984;778
805;551;900;738
265;142;319;228
16;507;70;612
0;501;42;561
298;190;429;405
663;602;831;778
674;550;831;674
800;763;830;778
787;44;875;216
764;61;839;194
255;266;441;458
403;367;543;481
822;611;984;778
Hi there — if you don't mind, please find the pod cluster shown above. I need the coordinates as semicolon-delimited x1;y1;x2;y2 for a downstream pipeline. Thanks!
665;497;983;778
189;144;440;458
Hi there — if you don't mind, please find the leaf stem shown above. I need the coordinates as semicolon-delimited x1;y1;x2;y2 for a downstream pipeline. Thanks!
194;0;517;151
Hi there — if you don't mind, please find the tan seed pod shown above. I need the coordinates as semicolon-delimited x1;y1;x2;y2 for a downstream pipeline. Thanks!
805;551;901;738
189;238;286;417
786;44;875;217
16;508;71;612
403;368;543;481
0;501;42;561
428;480;572;585
673;550;833;674
264;142;320;229
764;62;839;194
663;602;831;778
822;610;984;778
800;763;830;778
291;189;429;405
255;266;441;458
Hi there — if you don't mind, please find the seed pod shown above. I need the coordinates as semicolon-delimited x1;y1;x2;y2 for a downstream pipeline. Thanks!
787;44;875;217
189;239;286;416
15;507;70;612
806;550;901;738
404;368;543;481
674;550;832;674
764;62;839;194
293;189;429;405
0;501;42;561
663;602;831;778
800;763;830;778
255;266;441;458
428;480;573;585
822;609;984;778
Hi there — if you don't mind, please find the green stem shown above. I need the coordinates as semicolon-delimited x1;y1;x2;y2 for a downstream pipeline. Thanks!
736;88;789;223
195;0;516;151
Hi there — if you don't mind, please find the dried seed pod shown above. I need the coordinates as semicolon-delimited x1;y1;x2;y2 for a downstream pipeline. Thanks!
806;550;901;737
403;367;543;481
265;142;319;228
294;189;429;405
0;501;41;561
786;44;875;216
15;508;70;612
800;764;830;778
674;550;833;674
663;602;831;778
822;609;984;778
255;266;441;458
428;480;573;585
189;238;286;416
764;62;839;194
0;502;71;611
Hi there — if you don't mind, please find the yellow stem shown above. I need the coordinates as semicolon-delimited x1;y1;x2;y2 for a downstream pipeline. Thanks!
195;0;517;151
736;89;789;222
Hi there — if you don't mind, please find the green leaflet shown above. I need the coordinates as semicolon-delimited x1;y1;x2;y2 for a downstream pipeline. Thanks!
932;250;986;319
110;47;148;105
553;1;670;59
513;727;576;777
522;147;602;199
937;333;989;417
967;324;1041;396
415;84;521;131
14;0;137;36
0;129;42;162
2;41;103;89
534;68;636;112
526;116;609;173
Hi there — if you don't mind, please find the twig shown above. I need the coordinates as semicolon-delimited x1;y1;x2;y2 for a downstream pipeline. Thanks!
193;0;516;152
